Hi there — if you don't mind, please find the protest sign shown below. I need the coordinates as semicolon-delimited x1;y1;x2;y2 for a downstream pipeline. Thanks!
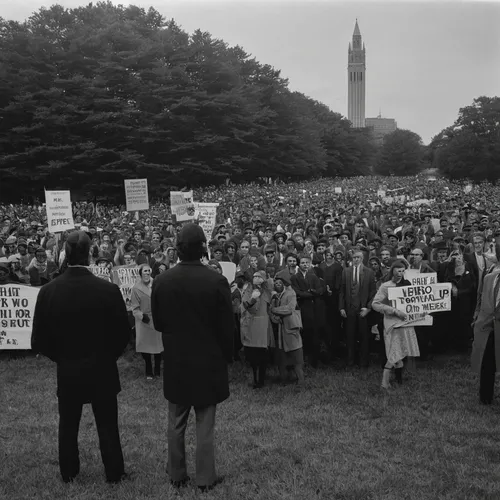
170;191;195;222
124;179;149;212
88;265;112;282
0;285;39;349
404;270;437;285
377;190;386;198
334;187;342;194
111;265;139;310
194;202;219;242
388;275;451;327
45;190;74;232
220;262;236;284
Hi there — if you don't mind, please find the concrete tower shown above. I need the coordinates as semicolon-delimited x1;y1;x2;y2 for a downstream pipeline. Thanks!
347;19;366;128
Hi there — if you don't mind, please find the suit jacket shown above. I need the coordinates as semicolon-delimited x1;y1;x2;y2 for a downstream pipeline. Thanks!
471;270;500;373
339;264;376;312
290;270;323;328
31;267;130;401
465;252;495;305
151;260;234;407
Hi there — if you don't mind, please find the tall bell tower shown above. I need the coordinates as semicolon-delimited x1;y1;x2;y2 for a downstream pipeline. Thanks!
347;19;366;128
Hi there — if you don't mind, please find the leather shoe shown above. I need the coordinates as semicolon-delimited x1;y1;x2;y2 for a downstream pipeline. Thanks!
198;476;224;493
170;476;190;489
107;472;132;484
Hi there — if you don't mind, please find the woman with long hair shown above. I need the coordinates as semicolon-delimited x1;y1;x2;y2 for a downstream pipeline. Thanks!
372;260;420;389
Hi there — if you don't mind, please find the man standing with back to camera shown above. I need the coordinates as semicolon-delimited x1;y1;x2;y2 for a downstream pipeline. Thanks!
151;223;234;493
31;230;131;484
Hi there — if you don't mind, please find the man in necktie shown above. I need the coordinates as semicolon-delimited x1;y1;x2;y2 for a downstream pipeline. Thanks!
339;251;376;367
471;241;500;405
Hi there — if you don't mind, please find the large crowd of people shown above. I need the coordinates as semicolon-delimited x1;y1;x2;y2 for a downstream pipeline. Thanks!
2;174;500;390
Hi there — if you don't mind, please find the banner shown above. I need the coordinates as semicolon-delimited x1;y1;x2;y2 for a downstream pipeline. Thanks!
194;202;219;242
110;265;140;310
88;265;112;282
388;275;451;327
45;190;75;233
334;187;342;194
170;191;195;222
0;285;39;349
124;179;149;212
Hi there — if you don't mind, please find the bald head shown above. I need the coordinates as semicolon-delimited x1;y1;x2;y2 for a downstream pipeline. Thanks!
65;231;91;266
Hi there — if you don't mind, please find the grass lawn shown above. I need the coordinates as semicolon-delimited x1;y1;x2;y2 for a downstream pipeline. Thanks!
1;351;500;500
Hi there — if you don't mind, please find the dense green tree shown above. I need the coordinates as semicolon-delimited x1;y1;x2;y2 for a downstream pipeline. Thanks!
430;96;500;182
374;129;424;176
0;1;377;202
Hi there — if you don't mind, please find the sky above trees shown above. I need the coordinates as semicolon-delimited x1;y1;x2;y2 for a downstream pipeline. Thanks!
2;0;499;145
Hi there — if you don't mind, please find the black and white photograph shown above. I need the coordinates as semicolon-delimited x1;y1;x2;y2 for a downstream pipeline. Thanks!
1;0;499;498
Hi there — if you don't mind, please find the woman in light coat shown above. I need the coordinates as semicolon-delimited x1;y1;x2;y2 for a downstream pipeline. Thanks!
131;264;164;379
372;260;420;389
240;270;273;388
270;274;304;384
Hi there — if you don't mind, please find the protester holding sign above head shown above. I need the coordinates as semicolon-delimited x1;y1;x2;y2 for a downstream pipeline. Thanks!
31;230;131;485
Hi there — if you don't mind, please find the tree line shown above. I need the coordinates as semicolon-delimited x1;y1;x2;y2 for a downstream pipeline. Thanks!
0;2;497;202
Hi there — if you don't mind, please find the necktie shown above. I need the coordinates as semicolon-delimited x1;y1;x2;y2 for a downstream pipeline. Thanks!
354;266;358;285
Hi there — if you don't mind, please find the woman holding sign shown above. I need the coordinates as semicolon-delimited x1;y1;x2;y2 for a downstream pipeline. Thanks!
372;260;420;390
131;264;164;379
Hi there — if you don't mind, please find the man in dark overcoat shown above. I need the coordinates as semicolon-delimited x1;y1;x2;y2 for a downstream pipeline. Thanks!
291;253;323;368
31;231;131;484
151;223;234;493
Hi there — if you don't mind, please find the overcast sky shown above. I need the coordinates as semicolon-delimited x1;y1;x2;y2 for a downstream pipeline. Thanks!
2;0;499;144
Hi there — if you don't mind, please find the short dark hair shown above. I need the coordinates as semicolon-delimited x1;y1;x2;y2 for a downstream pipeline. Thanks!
176;241;204;262
65;231;91;266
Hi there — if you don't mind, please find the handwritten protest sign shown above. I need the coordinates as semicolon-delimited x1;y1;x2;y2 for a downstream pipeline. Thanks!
88;265;112;282
111;266;139;310
45;190;75;232
404;270;437;286
124;179;149;212
388;274;451;327
170;191;195;222
194;202;219;242
0;285;39;349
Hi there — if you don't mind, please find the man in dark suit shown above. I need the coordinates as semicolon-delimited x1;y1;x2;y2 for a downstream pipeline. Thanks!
291;253;324;367
31;231;131;484
339;250;376;367
151;223;234;493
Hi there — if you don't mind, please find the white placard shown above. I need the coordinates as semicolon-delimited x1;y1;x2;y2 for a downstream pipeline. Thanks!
194;202;219;242
124;179;149;212
388;277;451;327
0;285;40;349
334;187;342;194
220;262;237;284
45;190;75;232
170;191;195;222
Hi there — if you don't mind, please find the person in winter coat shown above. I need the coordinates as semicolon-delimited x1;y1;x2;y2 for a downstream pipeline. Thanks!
372;260;420;389
151;223;234;493
270;274;304;384
131;264;163;379
240;270;273;388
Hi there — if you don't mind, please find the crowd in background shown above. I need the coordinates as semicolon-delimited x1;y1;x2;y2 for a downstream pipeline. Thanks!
1;174;499;386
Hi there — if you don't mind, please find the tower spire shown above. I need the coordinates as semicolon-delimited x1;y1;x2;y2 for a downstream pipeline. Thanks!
353;19;361;37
